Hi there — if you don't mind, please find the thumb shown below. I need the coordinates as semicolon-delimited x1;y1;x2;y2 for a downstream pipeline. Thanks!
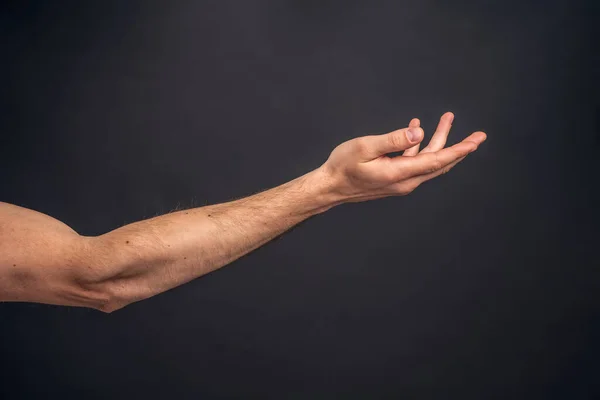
363;127;424;159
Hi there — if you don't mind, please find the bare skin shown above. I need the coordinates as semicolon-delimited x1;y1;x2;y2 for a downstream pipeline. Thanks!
0;112;486;312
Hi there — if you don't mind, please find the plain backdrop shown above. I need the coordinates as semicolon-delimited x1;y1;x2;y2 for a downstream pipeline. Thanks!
1;1;598;398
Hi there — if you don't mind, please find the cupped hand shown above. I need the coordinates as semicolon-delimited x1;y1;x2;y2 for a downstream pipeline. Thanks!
321;112;487;203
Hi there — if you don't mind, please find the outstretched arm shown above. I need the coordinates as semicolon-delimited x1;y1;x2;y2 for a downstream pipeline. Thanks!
0;113;486;312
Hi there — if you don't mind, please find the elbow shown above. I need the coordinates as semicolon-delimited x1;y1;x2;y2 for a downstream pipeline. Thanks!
68;235;158;313
95;298;127;314
92;284;127;313
72;236;136;313
94;280;150;313
75;280;134;314
3;233;138;313
65;278;130;313
66;268;132;314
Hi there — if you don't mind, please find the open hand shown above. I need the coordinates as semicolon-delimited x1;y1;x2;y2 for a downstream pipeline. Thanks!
321;112;487;203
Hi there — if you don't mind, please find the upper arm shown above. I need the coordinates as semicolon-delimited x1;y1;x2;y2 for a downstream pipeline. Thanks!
0;202;110;310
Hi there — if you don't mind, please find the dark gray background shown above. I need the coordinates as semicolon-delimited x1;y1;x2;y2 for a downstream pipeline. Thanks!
1;0;598;398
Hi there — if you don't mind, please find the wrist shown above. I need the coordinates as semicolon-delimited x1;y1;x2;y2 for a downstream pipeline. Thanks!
297;165;346;215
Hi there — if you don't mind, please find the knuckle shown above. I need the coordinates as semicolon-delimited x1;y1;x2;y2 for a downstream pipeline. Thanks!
430;154;443;173
381;168;398;183
442;164;454;175
388;132;405;149
353;138;368;154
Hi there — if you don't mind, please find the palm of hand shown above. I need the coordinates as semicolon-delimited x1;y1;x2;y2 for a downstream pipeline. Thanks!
322;112;487;203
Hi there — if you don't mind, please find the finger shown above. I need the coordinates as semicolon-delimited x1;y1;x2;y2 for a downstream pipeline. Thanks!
389;131;486;180
403;118;421;156
420;112;454;153
387;155;468;195
358;126;424;161
415;155;466;184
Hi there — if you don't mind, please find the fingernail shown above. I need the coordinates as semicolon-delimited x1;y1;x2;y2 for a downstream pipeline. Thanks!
406;128;421;143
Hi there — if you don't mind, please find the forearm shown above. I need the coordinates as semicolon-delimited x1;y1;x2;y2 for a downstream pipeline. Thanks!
84;166;341;312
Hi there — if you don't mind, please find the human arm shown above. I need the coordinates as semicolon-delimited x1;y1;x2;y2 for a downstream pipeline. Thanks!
0;112;486;312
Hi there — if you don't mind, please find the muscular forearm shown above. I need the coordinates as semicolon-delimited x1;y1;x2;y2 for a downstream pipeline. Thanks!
82;167;341;312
